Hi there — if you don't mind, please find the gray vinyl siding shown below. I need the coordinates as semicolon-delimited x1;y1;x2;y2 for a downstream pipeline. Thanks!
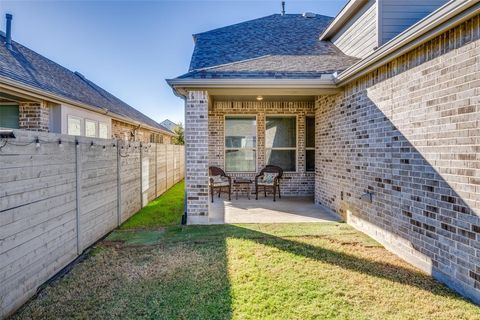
331;0;377;59
379;0;449;45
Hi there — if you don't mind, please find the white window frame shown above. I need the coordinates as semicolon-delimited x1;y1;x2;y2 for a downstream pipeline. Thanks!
98;121;108;139
224;114;257;173
150;133;164;144
265;114;298;173
67;115;82;136
305;115;315;172
85;119;98;138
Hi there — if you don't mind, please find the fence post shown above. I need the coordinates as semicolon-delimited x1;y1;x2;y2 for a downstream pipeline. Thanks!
155;142;158;197
139;142;143;208
165;144;168;190
74;139;81;255
116;141;121;226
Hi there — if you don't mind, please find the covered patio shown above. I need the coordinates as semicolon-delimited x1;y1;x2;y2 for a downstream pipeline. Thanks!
209;195;340;224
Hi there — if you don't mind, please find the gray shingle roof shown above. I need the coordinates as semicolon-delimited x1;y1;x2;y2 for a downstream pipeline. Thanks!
180;14;359;79
160;119;178;132
0;34;171;133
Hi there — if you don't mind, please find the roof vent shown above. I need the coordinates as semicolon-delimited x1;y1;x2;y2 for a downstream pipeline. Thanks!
74;71;86;80
303;12;315;18
5;14;12;50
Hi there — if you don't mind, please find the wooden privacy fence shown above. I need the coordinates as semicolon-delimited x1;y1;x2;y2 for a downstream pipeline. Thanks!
0;129;184;318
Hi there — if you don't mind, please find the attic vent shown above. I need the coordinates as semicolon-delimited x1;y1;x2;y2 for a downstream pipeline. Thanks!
303;12;315;18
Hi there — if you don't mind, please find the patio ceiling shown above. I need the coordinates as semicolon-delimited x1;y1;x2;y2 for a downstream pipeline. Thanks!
213;95;315;102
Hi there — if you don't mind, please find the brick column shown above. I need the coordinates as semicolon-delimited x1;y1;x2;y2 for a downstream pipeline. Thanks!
19;101;49;132
185;91;209;224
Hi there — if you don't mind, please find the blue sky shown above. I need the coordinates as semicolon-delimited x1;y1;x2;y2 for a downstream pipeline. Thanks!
0;0;347;124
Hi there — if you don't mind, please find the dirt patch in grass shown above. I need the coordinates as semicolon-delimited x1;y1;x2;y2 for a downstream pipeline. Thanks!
11;224;480;320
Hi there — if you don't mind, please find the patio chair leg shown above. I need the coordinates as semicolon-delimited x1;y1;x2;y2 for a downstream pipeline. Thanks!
255;185;258;200
228;185;231;201
264;186;266;197
273;186;276;202
278;185;281;199
210;185;214;203
218;188;221;197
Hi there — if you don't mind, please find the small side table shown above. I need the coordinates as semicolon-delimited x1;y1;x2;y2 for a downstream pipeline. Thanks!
233;178;253;200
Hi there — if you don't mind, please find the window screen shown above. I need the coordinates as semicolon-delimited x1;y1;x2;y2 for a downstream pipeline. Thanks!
305;116;315;172
85;119;97;137
67;116;81;136
99;122;108;139
266;116;296;171
0;105;19;129
225;116;256;172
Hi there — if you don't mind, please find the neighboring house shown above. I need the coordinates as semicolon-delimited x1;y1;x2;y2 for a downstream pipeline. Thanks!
168;0;480;304
160;119;179;132
0;14;173;144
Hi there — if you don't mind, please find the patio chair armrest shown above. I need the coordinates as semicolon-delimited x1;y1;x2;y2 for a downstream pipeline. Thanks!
274;176;280;185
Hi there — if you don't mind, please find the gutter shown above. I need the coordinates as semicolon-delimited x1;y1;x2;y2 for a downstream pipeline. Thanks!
0;76;174;137
335;0;479;86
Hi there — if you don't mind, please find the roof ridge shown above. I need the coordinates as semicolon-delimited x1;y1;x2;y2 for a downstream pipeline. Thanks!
193;14;277;37
193;13;332;37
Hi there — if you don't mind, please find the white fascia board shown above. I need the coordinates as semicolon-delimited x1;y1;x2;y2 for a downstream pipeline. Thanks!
335;0;479;85
166;76;337;97
319;0;368;40
0;76;174;136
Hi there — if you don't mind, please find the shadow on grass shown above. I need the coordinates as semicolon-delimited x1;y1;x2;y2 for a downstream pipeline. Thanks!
13;224;476;320
111;223;470;301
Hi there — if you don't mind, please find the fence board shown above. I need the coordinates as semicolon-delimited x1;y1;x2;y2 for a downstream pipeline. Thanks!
0;129;184;318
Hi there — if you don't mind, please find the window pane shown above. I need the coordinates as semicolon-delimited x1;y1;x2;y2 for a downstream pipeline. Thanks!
85;120;97;137
99;122;108;139
68;116;81;135
0;105;19;128
225;116;256;148
265;117;296;148
266;149;296;171
225;149;256;172
306;149;315;172
305;117;315;148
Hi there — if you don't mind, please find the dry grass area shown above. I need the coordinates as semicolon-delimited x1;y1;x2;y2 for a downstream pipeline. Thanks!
11;223;480;320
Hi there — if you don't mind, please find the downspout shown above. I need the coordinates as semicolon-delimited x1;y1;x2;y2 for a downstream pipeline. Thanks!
181;95;188;225
133;124;141;141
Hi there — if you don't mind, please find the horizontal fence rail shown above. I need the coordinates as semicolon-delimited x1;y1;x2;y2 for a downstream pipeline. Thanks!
0;129;184;318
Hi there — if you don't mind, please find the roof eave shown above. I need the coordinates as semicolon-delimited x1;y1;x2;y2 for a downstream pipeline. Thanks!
0;76;174;136
319;0;368;40
166;76;339;98
335;0;480;86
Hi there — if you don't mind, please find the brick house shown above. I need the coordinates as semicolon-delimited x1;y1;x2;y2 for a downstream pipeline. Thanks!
168;0;480;304
0;14;173;143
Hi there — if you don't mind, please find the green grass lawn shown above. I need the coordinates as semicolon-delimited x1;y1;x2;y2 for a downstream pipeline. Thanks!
12;223;480;320
120;180;185;229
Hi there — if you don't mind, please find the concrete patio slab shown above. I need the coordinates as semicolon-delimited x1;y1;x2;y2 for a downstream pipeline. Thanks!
208;195;341;224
